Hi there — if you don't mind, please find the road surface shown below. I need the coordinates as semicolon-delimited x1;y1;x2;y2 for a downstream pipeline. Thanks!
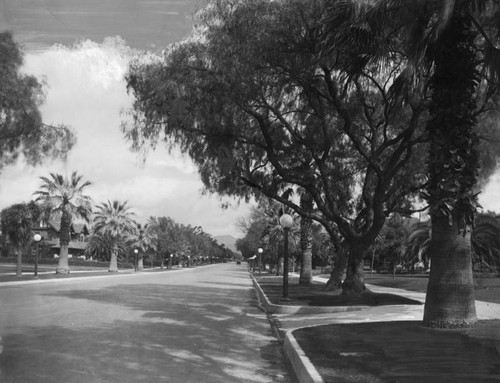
0;263;295;382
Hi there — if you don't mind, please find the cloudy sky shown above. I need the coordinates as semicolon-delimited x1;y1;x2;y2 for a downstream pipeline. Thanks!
1;0;500;241
0;0;252;238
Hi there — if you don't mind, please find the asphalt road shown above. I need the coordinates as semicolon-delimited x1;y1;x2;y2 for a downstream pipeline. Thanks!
0;263;295;383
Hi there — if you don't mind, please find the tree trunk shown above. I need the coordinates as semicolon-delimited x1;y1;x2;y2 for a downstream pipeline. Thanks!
423;213;476;328
56;244;70;274
276;256;283;276
109;249;119;272
325;245;347;291
341;243;369;296
138;256;144;271
299;247;313;285
56;210;71;274
16;247;22;277
422;10;479;328
299;192;314;285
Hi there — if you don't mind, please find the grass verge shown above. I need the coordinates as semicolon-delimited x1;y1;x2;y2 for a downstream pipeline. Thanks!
255;275;421;306
294;320;500;383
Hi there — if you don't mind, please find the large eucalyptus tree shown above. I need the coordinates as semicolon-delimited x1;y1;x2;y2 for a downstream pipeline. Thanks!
123;0;429;295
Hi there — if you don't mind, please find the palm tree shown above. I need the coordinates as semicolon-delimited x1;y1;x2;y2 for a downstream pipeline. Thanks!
405;221;432;271
85;231;131;263
93;200;136;272
323;0;500;328
136;222;151;270
406;215;500;274
33;172;92;274
263;211;299;276
282;188;315;284
472;214;500;273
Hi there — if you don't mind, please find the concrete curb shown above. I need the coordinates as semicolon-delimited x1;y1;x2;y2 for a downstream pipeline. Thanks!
283;331;324;383
251;273;339;383
250;274;365;315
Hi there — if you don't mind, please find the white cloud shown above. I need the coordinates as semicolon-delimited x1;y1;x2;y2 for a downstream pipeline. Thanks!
0;39;250;237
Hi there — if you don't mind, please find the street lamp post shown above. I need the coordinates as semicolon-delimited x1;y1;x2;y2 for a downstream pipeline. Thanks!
258;248;263;277
134;249;138;271
33;234;42;277
279;213;293;299
169;254;173;269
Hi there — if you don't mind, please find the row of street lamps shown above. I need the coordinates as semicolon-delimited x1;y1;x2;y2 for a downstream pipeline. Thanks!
132;251;207;271
29;236;208;277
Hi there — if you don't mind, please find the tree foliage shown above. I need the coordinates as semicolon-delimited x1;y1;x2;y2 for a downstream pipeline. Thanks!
0;201;40;276
33;172;93;273
144;216;228;265
92;200;137;271
0;201;40;248
0;31;75;171
123;0;431;293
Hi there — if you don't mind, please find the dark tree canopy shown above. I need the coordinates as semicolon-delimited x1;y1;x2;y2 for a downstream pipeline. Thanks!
123;0;500;294
0;201;40;248
0;31;75;171
122;0;434;293
124;0;427;237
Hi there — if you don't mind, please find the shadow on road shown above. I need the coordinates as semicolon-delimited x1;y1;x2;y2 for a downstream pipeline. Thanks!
0;282;294;383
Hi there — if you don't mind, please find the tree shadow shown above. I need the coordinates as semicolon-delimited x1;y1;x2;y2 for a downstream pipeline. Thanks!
257;277;422;307
305;291;422;307
294;320;500;383
0;283;296;383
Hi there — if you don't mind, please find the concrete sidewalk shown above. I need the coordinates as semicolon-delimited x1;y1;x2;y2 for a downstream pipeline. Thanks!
252;274;500;383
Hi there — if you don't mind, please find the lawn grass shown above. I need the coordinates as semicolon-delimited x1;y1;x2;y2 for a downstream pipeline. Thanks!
0;264;172;284
265;272;500;382
294;320;500;383
362;273;500;305
255;275;421;307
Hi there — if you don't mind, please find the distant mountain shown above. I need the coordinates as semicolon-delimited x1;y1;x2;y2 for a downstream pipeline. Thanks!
214;235;239;253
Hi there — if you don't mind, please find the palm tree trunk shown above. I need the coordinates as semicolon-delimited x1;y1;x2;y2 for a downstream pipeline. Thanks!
57;244;70;274
56;210;71;274
423;9;479;328
276;256;283;276
138;256;144;271
299;247;313;285
109;248;119;272
299;193;314;285
423;213;476;328
16;247;22;277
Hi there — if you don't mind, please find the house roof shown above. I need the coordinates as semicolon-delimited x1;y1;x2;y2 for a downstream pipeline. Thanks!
50;240;87;250
37;217;89;235
72;223;89;235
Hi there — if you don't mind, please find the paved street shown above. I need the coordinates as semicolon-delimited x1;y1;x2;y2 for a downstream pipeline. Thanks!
0;263;295;383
